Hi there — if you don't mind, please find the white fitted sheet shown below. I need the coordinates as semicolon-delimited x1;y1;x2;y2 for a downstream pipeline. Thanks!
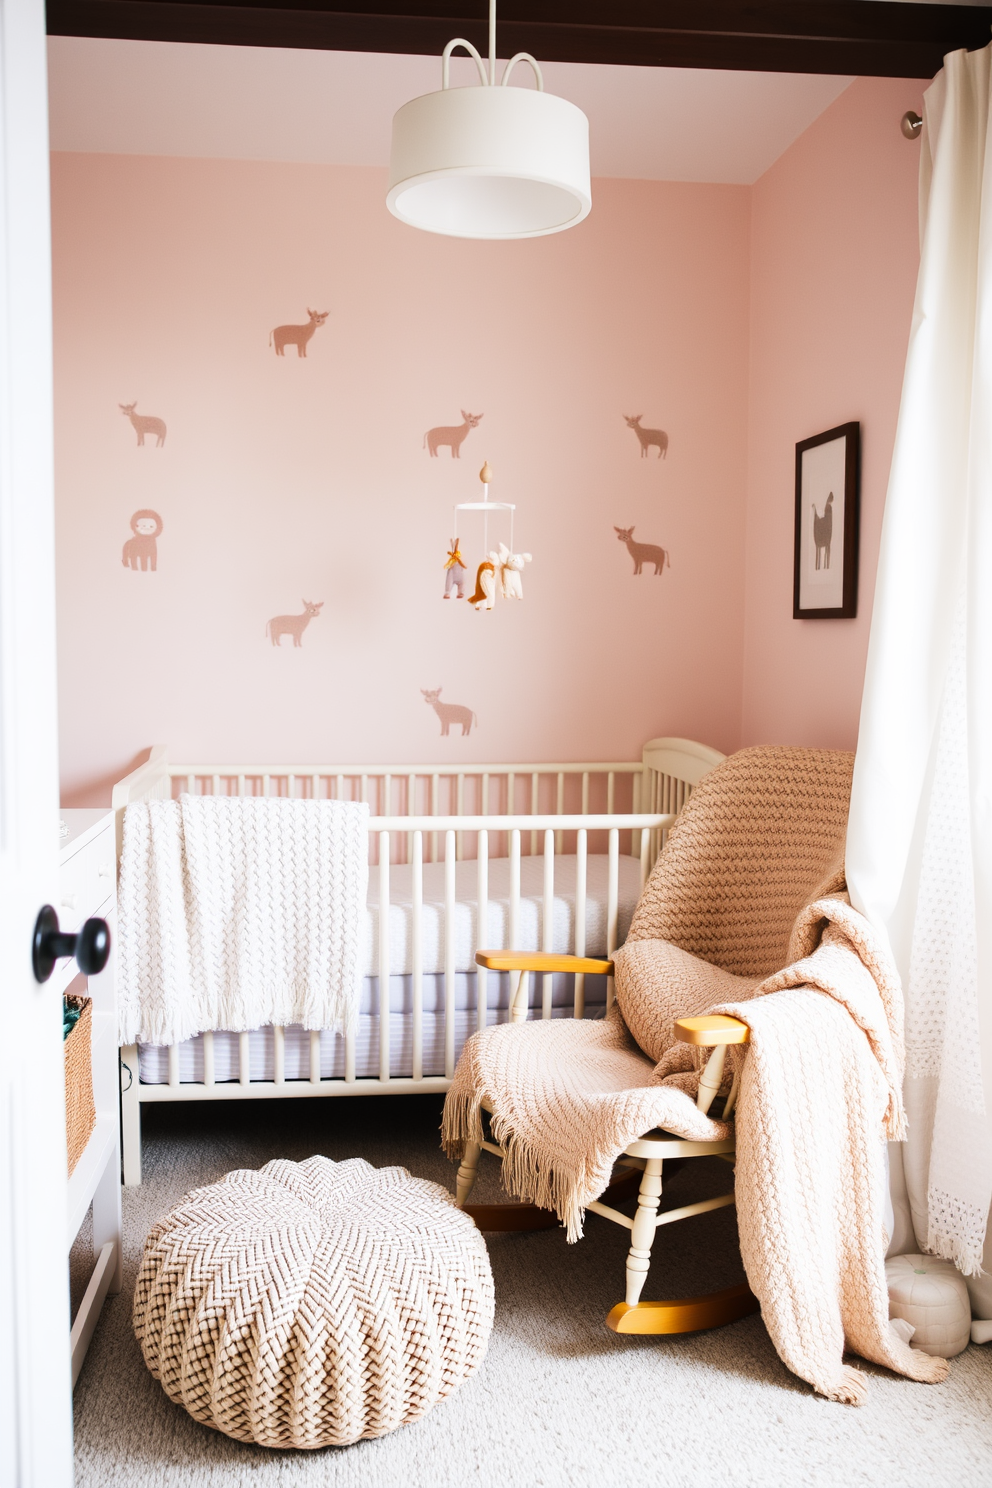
364;851;641;975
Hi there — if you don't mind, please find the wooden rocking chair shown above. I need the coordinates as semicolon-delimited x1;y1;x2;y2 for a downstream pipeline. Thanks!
457;950;756;1336
449;745;855;1337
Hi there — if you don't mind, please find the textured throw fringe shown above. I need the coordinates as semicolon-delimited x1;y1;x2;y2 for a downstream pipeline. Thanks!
826;1366;870;1406
441;1084;588;1240
926;1224;987;1280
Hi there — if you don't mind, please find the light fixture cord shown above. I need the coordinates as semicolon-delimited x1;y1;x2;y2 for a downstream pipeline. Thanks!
489;0;496;85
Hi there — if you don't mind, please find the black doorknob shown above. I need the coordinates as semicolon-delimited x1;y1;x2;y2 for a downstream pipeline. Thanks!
32;905;111;984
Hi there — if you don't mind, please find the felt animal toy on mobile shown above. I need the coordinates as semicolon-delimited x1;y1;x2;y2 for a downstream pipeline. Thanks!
443;538;467;599
496;542;533;601
469;555;497;611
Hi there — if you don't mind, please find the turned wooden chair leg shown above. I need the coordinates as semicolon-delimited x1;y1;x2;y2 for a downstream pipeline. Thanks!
625;1157;663;1306
456;1140;482;1207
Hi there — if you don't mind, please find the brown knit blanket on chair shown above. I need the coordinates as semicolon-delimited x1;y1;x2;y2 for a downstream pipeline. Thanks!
442;897;949;1403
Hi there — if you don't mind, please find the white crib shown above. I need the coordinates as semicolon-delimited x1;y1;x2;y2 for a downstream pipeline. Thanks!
113;737;724;1183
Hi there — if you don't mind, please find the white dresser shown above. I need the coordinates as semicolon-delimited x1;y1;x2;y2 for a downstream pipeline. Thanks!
59;809;122;1387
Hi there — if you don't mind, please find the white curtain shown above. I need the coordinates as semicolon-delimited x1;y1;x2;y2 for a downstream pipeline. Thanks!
847;44;992;1296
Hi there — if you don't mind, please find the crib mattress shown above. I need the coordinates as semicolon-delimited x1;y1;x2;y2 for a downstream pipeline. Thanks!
364;850;641;975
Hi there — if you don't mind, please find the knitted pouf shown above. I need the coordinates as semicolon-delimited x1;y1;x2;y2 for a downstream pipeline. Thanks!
133;1156;494;1448
885;1253;972;1358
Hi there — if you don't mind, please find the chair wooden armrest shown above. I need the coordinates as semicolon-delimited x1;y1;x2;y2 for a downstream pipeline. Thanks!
674;1015;749;1046
475;951;615;975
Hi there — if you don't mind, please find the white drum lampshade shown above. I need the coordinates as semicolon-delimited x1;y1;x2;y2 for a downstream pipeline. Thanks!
386;1;591;240
387;84;591;240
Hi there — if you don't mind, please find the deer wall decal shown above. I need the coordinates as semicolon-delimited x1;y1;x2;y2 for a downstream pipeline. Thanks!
422;688;477;736
623;414;668;460
424;411;483;458
615;526;670;576
266;599;324;647
120;402;167;447
269;309;329;358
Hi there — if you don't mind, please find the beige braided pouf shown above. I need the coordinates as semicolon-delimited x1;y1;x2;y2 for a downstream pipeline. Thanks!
133;1156;494;1449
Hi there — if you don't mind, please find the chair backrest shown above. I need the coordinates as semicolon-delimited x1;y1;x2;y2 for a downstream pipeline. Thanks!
627;746;854;978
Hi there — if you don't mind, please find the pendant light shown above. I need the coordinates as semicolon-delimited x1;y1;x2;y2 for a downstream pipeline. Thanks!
387;0;591;240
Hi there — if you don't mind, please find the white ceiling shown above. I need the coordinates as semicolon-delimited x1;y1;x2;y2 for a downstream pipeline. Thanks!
47;36;857;186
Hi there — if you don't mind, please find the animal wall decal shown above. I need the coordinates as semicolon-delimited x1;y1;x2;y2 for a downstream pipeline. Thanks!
624;414;668;460
812;492;834;569
496;543;532;600
266;599;324;647
120;402;167;447
469;556;497;611
122;510;163;571
422;688;477;736
443;538;467;599
269;310;329;358
424;411;483;458
614;525;670;576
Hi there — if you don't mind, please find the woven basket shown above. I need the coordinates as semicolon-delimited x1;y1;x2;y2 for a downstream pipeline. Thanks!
65;994;95;1175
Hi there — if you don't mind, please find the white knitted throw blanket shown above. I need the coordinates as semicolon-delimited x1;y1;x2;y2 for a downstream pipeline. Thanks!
443;898;949;1402
117;796;369;1046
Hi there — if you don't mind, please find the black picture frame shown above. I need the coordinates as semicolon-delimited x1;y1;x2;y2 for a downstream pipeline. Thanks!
793;421;860;619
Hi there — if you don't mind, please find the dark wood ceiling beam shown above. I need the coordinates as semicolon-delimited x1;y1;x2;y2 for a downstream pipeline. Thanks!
47;0;992;77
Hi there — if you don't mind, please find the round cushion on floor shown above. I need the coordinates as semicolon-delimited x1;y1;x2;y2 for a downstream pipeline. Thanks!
885;1252;972;1359
133;1155;494;1448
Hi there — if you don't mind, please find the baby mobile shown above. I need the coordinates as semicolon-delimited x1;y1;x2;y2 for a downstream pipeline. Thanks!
442;462;532;611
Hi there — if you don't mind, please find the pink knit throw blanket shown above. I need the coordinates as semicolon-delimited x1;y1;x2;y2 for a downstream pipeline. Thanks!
442;898;949;1402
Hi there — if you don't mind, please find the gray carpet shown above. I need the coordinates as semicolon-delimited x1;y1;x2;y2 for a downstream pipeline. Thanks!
72;1096;992;1488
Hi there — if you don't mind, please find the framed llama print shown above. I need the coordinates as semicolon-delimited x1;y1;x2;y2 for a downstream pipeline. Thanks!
794;421;860;619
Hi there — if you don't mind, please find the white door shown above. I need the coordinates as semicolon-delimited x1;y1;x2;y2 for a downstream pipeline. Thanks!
0;0;75;1483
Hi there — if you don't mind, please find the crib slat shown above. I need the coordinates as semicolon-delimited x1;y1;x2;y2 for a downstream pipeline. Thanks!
581;772;590;816
273;1024;285;1085
407;774;416;863
263;773;270;798
431;772;440;862
237;773;246;798
168;1043;180;1088
607;827;619;1009
239;1031;250;1085
379;832;390;1082
542;828;555;1019
186;773;195;796
444;829;456;1077
574;828;587;1019
607;771;616;816
202;1030;215;1087
640;822;652;890
311;772;320;801
288;773;296;799
456;773;465;861
530;773;539;857
211;774;221;799
310;1030;321;1085
412;831;424;1082
383;773;392;817
335;773;344;802
481;773;489;816
509;827;521;1022
477;829;489;1034
555;773;565;855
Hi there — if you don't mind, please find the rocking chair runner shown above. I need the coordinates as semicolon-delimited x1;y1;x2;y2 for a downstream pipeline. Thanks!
456;950;755;1335
446;746;856;1338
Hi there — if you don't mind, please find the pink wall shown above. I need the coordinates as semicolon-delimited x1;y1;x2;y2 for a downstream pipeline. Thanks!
52;156;750;804
741;75;927;750
51;76;929;802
